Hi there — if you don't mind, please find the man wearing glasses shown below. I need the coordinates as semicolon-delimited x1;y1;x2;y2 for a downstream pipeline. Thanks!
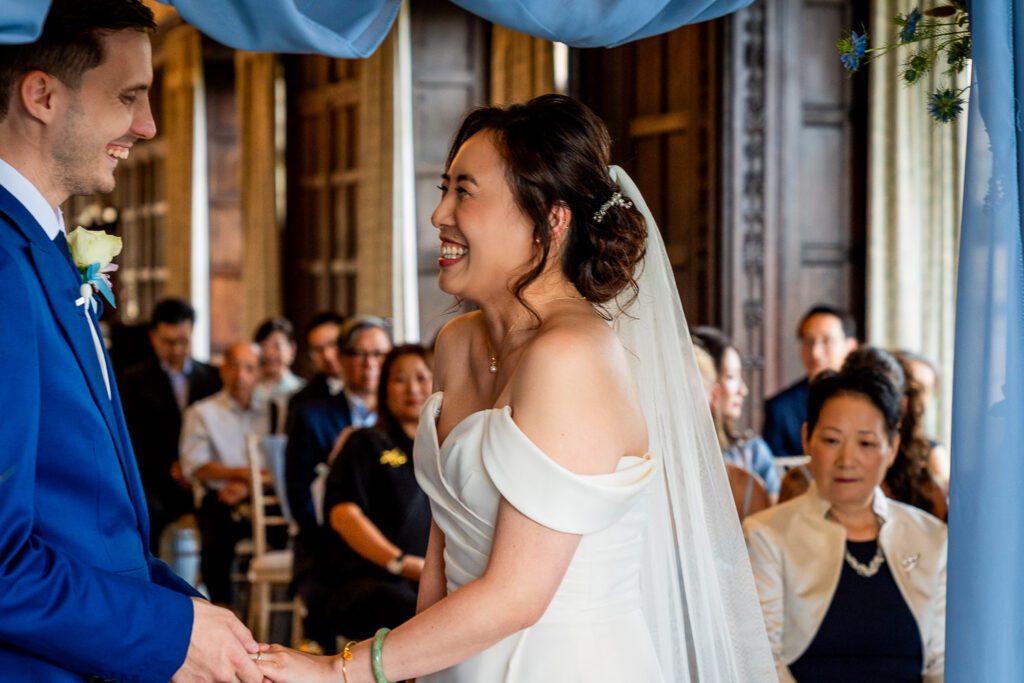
285;315;392;647
762;304;858;457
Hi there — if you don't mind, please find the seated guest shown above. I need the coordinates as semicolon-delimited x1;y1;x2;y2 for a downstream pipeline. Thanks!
286;315;392;643
320;344;433;641
287;311;346;420
692;326;780;502
744;368;946;683
843;348;947;519
120;298;222;553
253;316;306;433
895;350;950;493
763;304;858;456
180;342;267;605
693;343;771;520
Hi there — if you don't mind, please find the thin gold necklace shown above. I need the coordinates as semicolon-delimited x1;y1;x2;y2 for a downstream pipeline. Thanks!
484;295;587;374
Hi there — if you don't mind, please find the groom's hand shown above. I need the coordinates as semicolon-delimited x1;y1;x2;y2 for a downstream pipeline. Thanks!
171;598;263;683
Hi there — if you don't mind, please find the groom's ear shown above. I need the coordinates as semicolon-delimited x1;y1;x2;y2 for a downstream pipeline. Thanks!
18;70;62;125
548;202;572;245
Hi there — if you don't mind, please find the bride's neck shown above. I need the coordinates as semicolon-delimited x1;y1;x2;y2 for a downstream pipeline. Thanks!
479;279;583;344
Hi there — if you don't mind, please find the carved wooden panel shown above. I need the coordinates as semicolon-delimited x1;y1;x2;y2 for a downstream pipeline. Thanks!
721;0;868;428
575;22;721;326
410;0;489;343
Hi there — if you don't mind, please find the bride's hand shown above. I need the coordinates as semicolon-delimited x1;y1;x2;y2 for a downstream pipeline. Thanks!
255;644;339;683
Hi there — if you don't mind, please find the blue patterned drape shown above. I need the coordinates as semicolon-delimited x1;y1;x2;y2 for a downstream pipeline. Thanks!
0;0;751;55
946;1;1024;679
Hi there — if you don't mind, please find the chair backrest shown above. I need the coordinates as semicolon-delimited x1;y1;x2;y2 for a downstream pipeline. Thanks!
247;434;290;557
260;434;293;525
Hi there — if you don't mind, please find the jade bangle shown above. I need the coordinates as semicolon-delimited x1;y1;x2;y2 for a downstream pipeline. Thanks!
371;628;392;683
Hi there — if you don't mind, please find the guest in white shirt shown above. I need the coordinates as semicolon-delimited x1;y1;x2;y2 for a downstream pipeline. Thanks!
180;341;267;604
253;316;306;433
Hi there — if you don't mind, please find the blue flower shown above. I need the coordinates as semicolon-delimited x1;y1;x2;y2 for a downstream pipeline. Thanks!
840;31;869;72
927;88;964;122
900;8;922;43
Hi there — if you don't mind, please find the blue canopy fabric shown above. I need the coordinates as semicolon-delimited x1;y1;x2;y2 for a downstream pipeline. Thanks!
946;1;1024;679
0;0;48;45
0;0;751;55
449;0;753;47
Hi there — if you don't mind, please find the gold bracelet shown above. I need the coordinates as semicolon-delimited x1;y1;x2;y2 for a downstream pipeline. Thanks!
341;640;358;683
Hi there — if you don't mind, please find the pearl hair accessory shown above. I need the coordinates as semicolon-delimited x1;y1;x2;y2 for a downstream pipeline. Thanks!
593;191;633;223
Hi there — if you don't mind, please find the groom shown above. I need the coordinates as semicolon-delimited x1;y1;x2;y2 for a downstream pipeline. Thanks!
0;2;262;681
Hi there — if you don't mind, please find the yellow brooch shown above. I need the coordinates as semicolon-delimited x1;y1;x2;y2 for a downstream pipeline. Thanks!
379;448;408;468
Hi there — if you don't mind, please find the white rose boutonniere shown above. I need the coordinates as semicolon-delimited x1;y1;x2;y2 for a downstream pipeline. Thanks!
67;226;122;311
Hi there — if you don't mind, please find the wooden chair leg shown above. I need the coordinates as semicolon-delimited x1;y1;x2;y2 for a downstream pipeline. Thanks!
290;596;305;647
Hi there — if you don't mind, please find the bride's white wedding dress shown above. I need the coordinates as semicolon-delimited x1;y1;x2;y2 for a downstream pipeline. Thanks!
408;166;774;682
414;391;665;682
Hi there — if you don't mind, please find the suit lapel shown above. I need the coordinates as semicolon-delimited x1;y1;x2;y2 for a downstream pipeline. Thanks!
0;188;126;470
28;240;123;451
1;185;147;539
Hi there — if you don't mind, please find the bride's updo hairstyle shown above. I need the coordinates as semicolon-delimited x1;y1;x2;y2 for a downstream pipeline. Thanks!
445;94;647;310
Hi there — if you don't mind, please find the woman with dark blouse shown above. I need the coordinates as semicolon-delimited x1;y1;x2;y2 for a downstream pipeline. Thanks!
744;368;946;682
320;344;433;641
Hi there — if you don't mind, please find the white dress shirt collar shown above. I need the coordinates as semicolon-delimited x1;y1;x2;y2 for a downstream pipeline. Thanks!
0;158;65;240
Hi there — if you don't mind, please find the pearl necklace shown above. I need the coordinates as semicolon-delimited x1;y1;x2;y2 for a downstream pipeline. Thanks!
827;510;886;578
844;545;886;578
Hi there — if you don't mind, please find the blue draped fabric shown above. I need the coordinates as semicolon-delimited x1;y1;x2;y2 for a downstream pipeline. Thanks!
0;0;751;54
0;0;48;44
946;1;1024;680
450;0;753;47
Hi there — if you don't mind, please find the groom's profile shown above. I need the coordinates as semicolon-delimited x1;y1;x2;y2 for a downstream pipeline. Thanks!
0;1;263;681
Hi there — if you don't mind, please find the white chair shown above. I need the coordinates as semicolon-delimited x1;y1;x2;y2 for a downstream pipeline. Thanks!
246;434;303;644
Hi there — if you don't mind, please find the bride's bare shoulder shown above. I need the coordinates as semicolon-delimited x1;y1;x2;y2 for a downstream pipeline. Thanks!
432;312;482;388
509;313;647;469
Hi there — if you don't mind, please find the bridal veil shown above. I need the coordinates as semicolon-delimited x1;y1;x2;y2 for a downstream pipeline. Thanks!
608;165;775;681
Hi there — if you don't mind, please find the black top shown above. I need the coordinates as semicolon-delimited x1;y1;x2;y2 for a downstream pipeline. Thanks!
322;421;431;581
790;540;923;682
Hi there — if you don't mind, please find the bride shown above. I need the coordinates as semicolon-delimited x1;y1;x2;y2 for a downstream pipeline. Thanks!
256;95;773;682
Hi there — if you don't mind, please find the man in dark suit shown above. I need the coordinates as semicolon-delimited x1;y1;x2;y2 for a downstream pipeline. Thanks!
287;315;391;647
286;310;346;421
0;2;261;680
763;304;858;456
120;298;222;553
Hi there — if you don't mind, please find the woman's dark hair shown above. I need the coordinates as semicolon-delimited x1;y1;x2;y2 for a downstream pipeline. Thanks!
445;94;647;314
0;0;156;121
842;346;906;393
806;367;902;440
841;347;942;516
375;344;431;433
253;316;296;344
690;325;742;447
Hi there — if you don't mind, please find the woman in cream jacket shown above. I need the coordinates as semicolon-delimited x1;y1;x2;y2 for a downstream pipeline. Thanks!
744;368;946;683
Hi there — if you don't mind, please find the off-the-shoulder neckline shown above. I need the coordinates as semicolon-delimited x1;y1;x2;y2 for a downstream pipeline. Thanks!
424;391;652;466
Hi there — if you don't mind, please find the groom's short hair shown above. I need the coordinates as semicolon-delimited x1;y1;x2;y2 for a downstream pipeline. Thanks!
0;0;156;121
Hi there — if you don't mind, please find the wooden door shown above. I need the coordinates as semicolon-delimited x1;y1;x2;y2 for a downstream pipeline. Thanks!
283;56;363;331
574;22;722;326
720;0;868;421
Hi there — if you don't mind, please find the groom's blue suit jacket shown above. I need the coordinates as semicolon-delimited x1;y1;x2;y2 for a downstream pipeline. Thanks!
0;185;200;682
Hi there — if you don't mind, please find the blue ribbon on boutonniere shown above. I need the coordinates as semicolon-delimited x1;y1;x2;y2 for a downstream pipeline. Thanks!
80;262;117;315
